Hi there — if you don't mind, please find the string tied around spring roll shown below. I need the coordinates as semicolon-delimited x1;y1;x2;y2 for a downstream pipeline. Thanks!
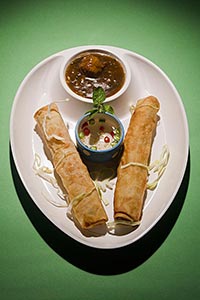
67;187;96;219
120;144;170;190
33;153;104;211
42;100;70;141
34;154;99;209
130;103;160;114
53;150;75;170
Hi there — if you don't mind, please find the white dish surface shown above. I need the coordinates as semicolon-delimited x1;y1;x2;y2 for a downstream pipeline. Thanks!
10;45;189;249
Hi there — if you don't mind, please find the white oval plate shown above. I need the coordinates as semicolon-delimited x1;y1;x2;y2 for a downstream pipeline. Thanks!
10;45;189;249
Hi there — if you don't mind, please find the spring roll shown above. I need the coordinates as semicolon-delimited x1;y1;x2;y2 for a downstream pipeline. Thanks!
114;96;160;223
34;103;108;229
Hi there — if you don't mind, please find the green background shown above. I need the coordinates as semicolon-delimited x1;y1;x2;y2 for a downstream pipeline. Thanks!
1;0;199;299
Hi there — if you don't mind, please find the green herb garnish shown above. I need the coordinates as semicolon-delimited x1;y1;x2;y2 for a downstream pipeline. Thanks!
86;87;114;119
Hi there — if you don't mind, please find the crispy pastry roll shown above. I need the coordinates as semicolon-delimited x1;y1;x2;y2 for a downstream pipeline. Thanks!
114;96;160;223
34;103;108;229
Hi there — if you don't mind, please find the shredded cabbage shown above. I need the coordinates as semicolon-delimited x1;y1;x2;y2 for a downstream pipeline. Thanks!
91;168;115;206
93;181;110;206
41;191;68;208
147;144;170;190
33;153;57;187
33;153;68;206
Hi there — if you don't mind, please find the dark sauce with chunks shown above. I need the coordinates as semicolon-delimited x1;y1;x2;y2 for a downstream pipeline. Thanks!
65;50;125;99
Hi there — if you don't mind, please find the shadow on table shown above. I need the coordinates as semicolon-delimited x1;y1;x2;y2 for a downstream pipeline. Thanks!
10;146;190;275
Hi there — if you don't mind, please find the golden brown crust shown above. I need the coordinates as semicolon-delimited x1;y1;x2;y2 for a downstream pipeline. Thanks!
114;96;160;222
34;103;108;229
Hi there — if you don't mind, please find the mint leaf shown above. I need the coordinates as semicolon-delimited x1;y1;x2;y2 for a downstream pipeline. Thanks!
104;104;114;115
86;87;115;118
93;87;106;106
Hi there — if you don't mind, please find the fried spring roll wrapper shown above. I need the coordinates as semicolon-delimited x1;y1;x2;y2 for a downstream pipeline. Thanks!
114;96;160;223
34;103;108;229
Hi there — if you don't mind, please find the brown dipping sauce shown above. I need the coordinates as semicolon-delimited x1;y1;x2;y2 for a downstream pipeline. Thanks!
65;50;126;99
